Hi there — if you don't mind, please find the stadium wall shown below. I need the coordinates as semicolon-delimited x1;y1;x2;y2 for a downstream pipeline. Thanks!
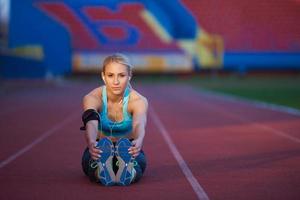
1;0;300;78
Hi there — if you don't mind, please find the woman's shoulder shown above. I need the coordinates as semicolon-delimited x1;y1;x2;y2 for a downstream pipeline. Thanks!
86;86;103;98
82;86;104;110
129;88;148;107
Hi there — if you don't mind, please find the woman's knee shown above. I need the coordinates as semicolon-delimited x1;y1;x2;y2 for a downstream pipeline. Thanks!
81;148;98;182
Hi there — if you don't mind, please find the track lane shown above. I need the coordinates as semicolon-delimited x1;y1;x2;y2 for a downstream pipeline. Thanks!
0;82;86;163
141;84;300;200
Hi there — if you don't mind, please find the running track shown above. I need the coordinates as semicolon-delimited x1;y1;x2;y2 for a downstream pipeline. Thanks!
0;79;300;200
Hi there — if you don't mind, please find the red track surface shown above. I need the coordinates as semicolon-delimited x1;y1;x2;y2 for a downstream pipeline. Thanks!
0;80;300;200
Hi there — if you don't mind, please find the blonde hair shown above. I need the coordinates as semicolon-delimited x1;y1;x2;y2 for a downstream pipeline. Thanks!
102;53;133;76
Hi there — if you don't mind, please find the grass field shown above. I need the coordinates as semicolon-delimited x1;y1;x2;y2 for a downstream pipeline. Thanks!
133;73;300;110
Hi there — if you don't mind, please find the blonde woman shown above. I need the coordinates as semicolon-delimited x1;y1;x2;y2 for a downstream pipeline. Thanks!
81;53;148;186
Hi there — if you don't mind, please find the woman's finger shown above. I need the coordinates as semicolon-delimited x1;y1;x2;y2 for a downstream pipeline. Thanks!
91;152;100;160
129;146;139;154
133;152;140;158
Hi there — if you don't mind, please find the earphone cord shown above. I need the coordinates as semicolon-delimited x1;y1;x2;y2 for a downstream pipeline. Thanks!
109;110;118;138
109;95;124;138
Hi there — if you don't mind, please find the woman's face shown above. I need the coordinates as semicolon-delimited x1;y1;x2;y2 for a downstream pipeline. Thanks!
102;61;130;96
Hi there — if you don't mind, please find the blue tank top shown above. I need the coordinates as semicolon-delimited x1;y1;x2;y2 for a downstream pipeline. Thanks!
98;86;133;137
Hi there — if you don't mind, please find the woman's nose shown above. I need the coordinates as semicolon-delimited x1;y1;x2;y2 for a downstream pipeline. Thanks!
113;77;119;84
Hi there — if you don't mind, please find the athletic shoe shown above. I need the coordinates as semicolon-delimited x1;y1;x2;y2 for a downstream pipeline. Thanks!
95;137;116;186
115;138;136;186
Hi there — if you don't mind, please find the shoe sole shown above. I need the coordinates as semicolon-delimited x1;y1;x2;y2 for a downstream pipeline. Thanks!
96;137;115;186
115;138;135;186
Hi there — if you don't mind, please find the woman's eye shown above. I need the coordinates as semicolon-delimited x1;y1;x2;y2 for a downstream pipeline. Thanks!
107;74;113;77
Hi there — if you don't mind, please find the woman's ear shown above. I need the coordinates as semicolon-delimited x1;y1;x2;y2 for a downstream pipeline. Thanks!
101;72;106;84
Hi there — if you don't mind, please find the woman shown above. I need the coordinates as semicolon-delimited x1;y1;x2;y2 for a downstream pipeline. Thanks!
81;53;148;186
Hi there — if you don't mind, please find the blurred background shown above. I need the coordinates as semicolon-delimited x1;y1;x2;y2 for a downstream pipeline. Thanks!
1;0;300;108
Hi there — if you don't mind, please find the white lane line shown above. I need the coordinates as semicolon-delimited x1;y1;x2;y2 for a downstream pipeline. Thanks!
0;112;78;169
196;98;300;145
193;90;300;144
252;123;300;144
149;106;210;200
191;94;300;143
199;89;300;116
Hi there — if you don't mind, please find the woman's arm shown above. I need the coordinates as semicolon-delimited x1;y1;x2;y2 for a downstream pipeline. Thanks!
129;95;148;157
82;88;102;160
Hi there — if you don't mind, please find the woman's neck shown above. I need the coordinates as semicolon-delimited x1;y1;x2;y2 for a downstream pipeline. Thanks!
106;90;124;104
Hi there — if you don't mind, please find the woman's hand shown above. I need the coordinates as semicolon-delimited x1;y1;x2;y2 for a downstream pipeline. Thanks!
129;139;143;158
88;142;102;160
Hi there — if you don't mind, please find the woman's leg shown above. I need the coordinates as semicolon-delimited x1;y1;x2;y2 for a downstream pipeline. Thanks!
132;150;147;183
81;147;99;182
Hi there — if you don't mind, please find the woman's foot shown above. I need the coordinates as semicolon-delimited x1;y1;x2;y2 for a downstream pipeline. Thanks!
94;137;116;186
115;138;136;185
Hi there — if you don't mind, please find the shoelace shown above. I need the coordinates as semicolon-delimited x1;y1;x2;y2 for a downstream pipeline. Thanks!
116;159;138;167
